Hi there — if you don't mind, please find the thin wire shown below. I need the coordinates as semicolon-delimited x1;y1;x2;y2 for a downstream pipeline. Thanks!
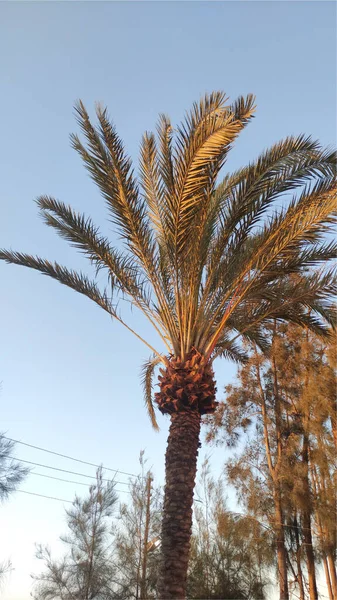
3;435;137;478
15;484;131;503
16;489;72;503
10;456;130;485
30;471;131;493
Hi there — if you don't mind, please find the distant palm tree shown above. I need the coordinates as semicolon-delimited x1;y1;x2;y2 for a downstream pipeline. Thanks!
1;92;336;599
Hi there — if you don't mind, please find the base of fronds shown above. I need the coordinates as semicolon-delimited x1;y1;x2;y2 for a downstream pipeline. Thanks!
154;348;217;415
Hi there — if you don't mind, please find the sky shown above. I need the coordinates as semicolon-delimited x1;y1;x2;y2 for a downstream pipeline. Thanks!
0;1;336;598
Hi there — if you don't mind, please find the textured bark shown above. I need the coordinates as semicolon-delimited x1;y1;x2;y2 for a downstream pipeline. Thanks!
301;436;318;600
140;474;152;600
323;555;333;600
274;487;289;600
271;337;289;600
158;410;201;599
293;515;305;600
302;509;318;600
327;552;337;599
155;349;217;415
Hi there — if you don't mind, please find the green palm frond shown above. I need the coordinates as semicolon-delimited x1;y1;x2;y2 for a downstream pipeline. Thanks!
36;195;146;296
204;137;336;301
225;270;337;344
213;338;249;364
156;113;176;237
140;355;163;430
202;181;336;354
0;250;114;314
71;102;156;271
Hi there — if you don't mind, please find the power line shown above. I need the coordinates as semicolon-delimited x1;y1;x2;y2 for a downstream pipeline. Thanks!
15;482;131;504
16;489;72;503
3;435;137;478
30;471;130;493
9;456;130;485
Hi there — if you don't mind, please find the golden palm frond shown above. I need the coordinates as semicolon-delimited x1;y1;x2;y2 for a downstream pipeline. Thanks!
173;92;256;263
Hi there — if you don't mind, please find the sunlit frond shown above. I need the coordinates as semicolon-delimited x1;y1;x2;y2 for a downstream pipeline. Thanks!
173;92;256;262
36;195;147;300
204;137;336;302
71;102;157;273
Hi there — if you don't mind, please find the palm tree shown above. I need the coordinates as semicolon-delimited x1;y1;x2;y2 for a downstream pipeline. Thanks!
1;92;336;598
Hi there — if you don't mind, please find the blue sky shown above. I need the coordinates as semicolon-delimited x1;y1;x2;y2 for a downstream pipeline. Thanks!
0;1;336;598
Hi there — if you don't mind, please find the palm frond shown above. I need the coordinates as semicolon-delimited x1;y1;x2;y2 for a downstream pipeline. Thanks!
204;137;336;302
0;250;115;314
213;338;249;364
156;113;176;238
140;355;162;430
173;92;256;262
203;179;337;355
71;102;179;348
71;102;156;270
36;195;147;299
139;132;165;236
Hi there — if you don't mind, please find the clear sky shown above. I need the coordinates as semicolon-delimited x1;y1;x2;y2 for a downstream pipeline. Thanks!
0;1;335;598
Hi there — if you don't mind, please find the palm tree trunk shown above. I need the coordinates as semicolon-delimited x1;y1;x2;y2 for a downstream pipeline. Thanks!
158;410;201;599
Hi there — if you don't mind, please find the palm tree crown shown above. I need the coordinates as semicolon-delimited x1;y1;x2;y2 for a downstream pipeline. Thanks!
1;92;336;427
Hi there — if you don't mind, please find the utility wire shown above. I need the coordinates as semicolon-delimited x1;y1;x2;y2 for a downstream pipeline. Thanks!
3;435;137;478
15;482;131;504
9;456;130;485
30;471;131;493
16;489;73;503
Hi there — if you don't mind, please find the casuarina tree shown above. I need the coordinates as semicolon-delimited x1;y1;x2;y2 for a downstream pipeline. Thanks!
32;468;118;600
1;92;336;598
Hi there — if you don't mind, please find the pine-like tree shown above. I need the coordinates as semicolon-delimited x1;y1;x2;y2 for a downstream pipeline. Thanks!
207;322;336;600
0;433;28;587
32;468;118;600
187;458;273;600
114;452;162;600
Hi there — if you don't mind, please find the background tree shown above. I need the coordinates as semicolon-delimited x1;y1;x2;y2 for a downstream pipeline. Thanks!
207;322;336;600
0;433;28;587
114;452;162;600
32;468;118;600
187;458;273;599
0;433;28;500
1;92;336;597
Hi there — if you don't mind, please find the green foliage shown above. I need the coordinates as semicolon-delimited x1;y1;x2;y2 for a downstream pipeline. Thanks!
32;468;118;600
0;434;28;501
187;459;273;599
113;452;162;600
207;322;336;599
